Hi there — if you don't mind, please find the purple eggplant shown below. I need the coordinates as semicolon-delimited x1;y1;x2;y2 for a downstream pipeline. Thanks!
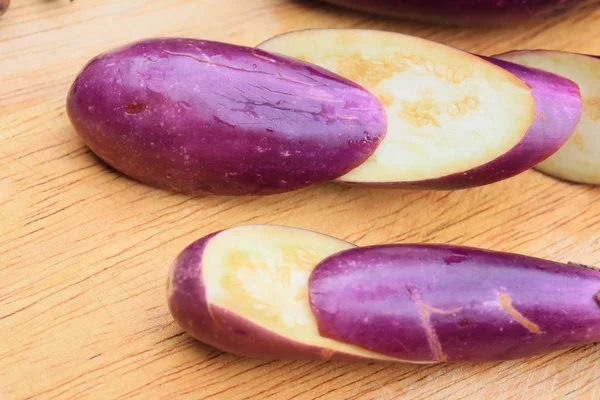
67;38;386;196
310;244;600;362
259;29;581;190
319;0;585;26
167;225;600;363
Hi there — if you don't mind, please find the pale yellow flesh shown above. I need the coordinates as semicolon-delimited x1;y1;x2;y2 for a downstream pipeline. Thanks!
498;51;600;184
259;29;535;183
202;225;405;361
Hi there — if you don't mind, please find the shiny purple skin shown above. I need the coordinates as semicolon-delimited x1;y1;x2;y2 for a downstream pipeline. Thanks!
310;245;600;362
344;56;582;190
66;38;386;196
167;233;383;361
320;0;584;25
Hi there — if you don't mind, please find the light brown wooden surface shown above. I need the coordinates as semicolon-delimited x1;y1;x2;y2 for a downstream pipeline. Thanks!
2;1;600;399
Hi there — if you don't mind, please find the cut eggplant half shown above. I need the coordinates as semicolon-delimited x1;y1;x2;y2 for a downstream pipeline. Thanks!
258;29;581;189
167;225;403;361
168;225;600;362
67;38;388;196
496;50;600;185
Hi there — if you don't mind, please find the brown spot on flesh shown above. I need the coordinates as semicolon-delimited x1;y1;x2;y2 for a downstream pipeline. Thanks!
227;250;251;268
583;97;600;121
572;133;586;152
378;91;395;107
596;291;600;304
294;291;308;301
497;292;542;334
222;274;243;288
465;97;479;109
446;96;480;117
222;271;282;319
218;245;324;327
334;53;409;89
333;53;472;90
446;103;460;116
277;265;292;287
396;54;471;84
399;98;441;127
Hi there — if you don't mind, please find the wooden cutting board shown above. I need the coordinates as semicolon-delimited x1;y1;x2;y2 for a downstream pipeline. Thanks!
1;1;599;398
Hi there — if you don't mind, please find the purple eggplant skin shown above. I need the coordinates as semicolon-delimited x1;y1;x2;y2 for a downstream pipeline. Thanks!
310;245;600;363
167;233;383;361
320;0;585;26
66;38;386;196
343;57;582;190
0;0;10;17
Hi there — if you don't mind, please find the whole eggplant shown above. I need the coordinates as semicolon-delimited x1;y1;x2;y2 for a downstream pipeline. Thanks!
320;0;587;26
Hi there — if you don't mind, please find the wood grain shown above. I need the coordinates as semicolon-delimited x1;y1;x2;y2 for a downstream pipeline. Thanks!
1;0;600;399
